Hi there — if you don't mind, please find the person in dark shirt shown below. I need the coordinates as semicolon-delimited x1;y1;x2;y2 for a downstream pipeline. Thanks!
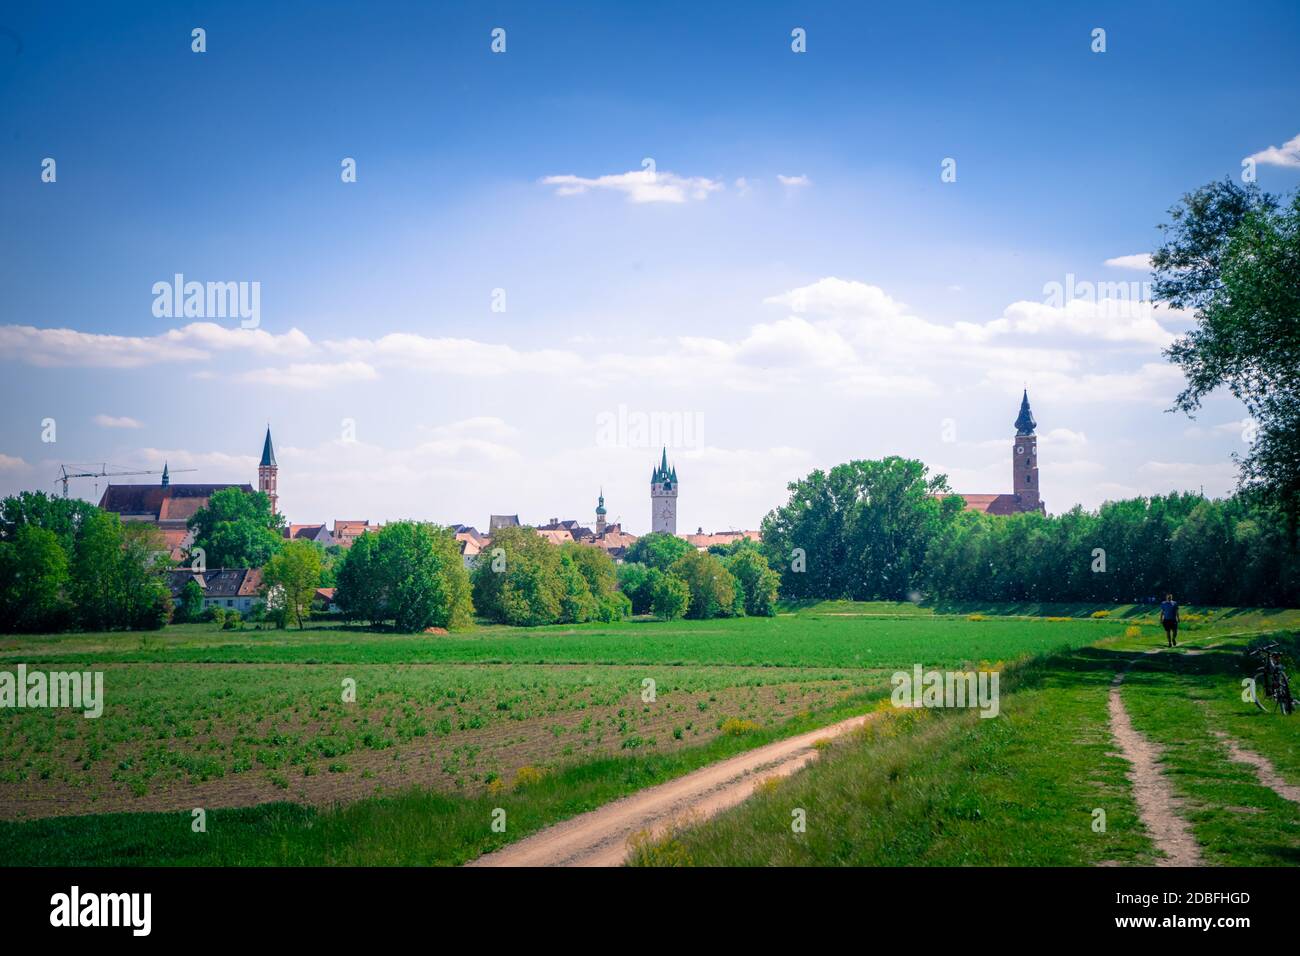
1160;593;1179;647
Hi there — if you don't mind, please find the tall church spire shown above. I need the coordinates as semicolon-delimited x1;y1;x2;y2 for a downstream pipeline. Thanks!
258;425;279;515
260;426;277;467
1014;389;1037;436
161;462;169;487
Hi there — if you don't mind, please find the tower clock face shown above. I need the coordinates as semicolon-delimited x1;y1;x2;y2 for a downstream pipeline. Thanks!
1016;445;1024;454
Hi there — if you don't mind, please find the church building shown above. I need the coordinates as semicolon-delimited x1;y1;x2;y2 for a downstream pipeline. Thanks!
98;426;280;560
949;391;1045;515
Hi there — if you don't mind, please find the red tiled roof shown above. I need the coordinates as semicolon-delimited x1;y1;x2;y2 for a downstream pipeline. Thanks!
683;530;761;549
99;483;253;521
941;493;1034;516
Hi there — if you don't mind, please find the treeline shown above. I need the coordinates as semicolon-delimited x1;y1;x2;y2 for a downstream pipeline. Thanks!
0;492;172;632
760;458;1300;607
335;522;473;631
616;532;779;620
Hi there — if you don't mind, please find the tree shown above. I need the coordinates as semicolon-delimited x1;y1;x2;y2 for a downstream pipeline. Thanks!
727;548;780;616
70;509;126;630
624;532;694;571
1153;180;1300;534
378;522;473;632
262;539;324;629
650;571;690;620
117;523;172;630
560;541;618;600
669;549;738;620
335;532;384;626
176;578;205;623
617;562;656;614
762;457;959;601
0;491;96;555
188;488;285;568
335;523;473;631
472;525;565;627
0;526;71;632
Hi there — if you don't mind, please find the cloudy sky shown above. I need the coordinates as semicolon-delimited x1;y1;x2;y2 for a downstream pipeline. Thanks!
1;1;1298;533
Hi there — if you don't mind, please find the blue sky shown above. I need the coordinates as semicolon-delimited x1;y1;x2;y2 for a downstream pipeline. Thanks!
1;1;1298;532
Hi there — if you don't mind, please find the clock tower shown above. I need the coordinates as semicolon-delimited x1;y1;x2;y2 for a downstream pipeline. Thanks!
1012;390;1042;513
650;448;678;535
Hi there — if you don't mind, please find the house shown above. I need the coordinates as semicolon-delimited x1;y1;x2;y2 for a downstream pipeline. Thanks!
535;528;575;545
455;531;486;568
489;514;520;532
166;568;265;614
332;520;372;547
285;523;334;546
313;587;339;613
683;529;762;551
591;524;638;560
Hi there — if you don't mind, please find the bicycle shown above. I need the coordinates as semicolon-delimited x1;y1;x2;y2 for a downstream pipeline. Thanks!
1249;642;1295;715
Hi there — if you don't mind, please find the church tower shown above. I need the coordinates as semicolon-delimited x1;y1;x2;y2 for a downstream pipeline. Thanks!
1012;390;1042;513
650;448;678;535
595;488;607;536
258;426;278;515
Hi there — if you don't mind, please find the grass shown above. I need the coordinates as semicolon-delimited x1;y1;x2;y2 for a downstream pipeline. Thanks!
1118;638;1300;866
0;687;885;865
2;601;1296;866
628;625;1300;867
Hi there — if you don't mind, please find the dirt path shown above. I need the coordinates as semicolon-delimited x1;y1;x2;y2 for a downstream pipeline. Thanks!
1107;656;1204;866
1210;729;1300;804
468;713;872;867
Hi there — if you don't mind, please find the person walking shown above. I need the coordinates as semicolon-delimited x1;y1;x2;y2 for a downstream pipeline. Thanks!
1160;593;1180;647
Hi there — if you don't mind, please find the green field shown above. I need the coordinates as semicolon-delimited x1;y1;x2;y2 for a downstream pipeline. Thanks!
630;619;1300;867
1;603;1296;865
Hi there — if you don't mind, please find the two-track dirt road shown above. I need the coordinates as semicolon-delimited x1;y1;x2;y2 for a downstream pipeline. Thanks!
468;713;872;867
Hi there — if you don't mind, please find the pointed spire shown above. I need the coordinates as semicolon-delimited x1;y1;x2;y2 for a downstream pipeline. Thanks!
652;447;675;484
596;487;606;515
260;426;277;467
161;462;170;487
1014;389;1037;436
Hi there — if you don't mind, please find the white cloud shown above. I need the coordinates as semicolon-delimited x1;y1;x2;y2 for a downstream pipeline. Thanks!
984;363;1186;405
0;454;29;472
777;174;810;187
1245;132;1300;169
988;298;1176;348
93;414;143;429
0;322;309;368
0;276;1189;412
1104;254;1152;271
541;168;723;203
238;361;378;389
323;333;584;376
1040;427;1088;446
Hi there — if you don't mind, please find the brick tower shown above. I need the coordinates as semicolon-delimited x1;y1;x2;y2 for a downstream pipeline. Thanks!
258;425;278;515
1012;390;1042;513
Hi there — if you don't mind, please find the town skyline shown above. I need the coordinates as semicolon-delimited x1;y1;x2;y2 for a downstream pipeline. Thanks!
3;2;1299;529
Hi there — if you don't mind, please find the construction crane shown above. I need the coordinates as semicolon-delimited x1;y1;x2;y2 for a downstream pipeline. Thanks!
55;464;197;498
